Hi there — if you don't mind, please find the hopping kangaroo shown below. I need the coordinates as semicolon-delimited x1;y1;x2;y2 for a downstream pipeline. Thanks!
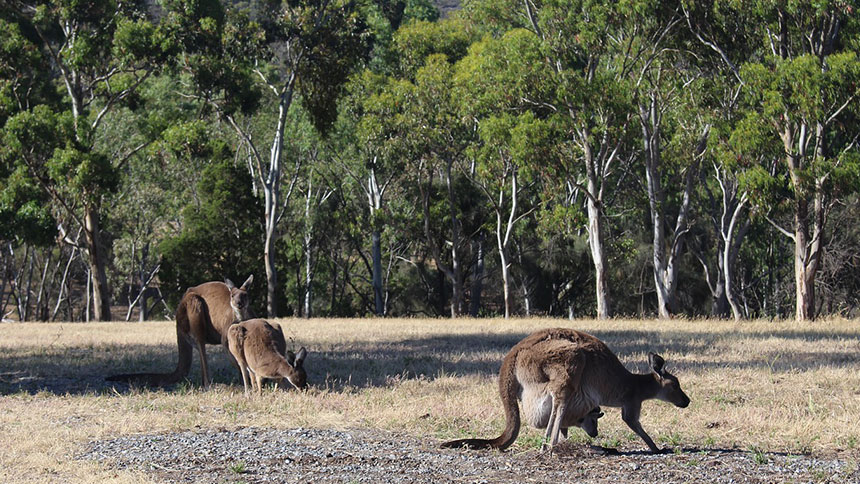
227;318;308;394
442;328;690;453
107;275;254;388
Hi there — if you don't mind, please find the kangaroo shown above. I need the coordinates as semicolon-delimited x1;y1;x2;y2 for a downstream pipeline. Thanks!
227;318;308;394
107;275;254;388
441;328;690;453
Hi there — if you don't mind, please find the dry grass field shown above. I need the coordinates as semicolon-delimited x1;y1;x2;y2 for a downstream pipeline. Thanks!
0;317;858;483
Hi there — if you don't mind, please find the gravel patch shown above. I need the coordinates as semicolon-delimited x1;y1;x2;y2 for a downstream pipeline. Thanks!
82;427;859;483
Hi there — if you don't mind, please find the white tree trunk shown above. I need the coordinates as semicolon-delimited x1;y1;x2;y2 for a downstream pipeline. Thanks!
303;179;313;318
368;166;385;316
583;142;611;320
444;160;463;317
495;167;518;319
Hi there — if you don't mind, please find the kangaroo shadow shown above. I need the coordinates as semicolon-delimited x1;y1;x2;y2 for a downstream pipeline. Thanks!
1;323;857;395
575;445;804;458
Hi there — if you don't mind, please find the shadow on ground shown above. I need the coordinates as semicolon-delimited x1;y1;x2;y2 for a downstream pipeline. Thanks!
1;324;857;396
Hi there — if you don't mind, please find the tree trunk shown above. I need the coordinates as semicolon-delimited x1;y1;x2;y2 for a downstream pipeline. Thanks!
780;119;825;322
139;289;149;322
85;266;91;322
794;200;817;321
444;159;463;317
581;136;611;320
723;204;749;322
586;195;609;320
303;181;313;319
420;164;460;318
368;167;385;316
22;245;35;321
469;233;485;317
641;99;696;319
263;91;292;318
371;229;384;316
84;206;112;321
496;167;518;319
497;215;509;319
711;276;730;318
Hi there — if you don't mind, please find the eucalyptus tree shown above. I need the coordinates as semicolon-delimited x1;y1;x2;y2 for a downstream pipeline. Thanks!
0;18;55;248
167;0;371;317
627;2;703;318
455;29;558;318
336;70;410;315
469;113;554;318
298;153;334;319
514;0;638;319
386;19;474;317
408;54;472;317
0;1;165;320
729;1;860;321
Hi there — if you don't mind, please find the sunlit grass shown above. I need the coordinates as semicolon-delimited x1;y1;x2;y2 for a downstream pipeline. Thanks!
0;317;858;483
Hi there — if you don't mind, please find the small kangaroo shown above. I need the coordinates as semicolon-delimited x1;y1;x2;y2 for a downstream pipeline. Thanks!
441;328;690;453
107;275;254;388
227;318;308;394
566;406;604;439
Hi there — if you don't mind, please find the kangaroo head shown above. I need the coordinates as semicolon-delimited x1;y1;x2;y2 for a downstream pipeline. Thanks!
578;406;604;438
225;275;254;321
648;352;690;408
283;347;308;390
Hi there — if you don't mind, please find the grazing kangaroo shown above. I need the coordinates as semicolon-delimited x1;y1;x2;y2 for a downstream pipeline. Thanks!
227;318;308;394
441;328;690;453
107;275;254;388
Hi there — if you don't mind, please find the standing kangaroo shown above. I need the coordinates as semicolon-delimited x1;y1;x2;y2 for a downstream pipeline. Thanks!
441;328;690;453
107;275;254;388
227;318;308;394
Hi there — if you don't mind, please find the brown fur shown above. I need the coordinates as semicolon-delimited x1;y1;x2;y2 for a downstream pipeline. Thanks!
227;319;308;394
441;328;690;453
106;275;254;388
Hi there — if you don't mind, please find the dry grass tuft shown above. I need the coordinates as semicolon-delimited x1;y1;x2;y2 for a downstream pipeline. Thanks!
1;317;858;483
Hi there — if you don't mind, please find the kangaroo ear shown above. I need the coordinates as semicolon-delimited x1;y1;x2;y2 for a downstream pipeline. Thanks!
648;352;666;375
225;278;236;290
240;274;254;290
285;350;296;366
295;347;308;367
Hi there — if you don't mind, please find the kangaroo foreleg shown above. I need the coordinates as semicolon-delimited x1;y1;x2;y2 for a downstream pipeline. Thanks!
622;404;661;453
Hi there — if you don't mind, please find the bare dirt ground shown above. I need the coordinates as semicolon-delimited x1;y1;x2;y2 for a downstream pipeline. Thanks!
11;353;853;484
82;426;857;483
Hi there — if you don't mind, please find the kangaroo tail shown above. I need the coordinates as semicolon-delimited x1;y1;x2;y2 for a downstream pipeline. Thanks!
105;293;197;386
441;350;521;451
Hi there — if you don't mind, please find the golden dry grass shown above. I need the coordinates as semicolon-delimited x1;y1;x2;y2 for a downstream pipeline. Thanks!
1;317;858;483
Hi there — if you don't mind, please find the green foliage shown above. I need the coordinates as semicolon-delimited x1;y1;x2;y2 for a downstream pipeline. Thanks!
454;29;555;116
3;0;860;321
1;106;76;244
0;167;55;245
0;18;50;124
394;18;475;78
159;157;265;310
295;0;373;134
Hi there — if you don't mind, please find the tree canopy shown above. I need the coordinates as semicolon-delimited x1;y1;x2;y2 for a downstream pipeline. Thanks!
1;0;858;322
